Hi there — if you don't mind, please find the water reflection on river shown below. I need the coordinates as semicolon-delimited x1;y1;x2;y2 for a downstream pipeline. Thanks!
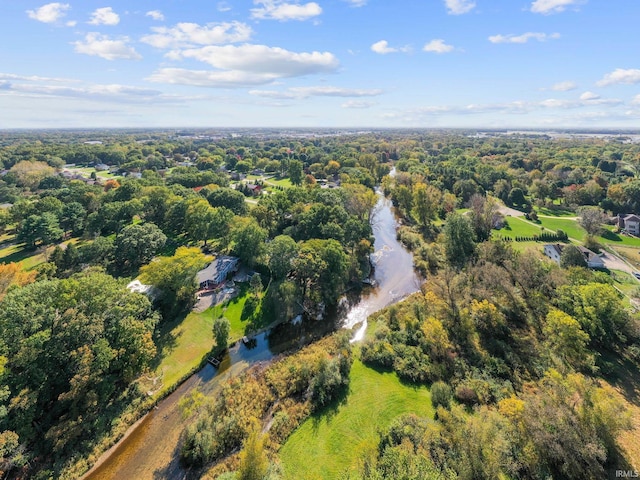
83;188;421;480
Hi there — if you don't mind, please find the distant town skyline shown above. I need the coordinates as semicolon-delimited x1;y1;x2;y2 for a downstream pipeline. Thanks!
2;0;640;129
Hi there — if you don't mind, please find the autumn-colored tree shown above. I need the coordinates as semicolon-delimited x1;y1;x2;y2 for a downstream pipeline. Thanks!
0;262;36;300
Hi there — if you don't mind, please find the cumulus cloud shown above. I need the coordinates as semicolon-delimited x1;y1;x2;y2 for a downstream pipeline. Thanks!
596;68;640;87
73;33;142;60
26;2;70;23
342;100;375;108
251;1;322;21
141;21;252;48
146;10;165;21
371;40;410;54
445;0;476;15
551;80;577;91
147;44;339;88
579;91;599;101
489;32;560;44
423;39;454;54
531;0;585;14
249;86;383;99
88;7;120;26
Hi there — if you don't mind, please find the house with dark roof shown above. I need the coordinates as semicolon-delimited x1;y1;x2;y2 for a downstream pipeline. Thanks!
197;256;239;289
543;243;604;269
617;214;640;236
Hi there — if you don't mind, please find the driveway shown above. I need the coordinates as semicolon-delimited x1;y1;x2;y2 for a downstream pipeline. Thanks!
600;249;637;276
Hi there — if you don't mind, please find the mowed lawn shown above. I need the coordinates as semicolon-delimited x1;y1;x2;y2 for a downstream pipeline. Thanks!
279;359;434;480
494;216;543;239
536;216;586;240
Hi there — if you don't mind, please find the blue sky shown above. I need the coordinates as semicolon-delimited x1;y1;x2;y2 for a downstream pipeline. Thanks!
2;0;640;129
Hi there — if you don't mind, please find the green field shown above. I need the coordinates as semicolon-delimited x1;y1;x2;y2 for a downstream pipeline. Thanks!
598;226;640;247
265;177;293;188
494;216;544;239
536;216;586;240
535;206;576;217
279;359;434;480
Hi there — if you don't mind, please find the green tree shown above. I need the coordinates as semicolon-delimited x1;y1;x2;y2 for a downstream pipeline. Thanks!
288;160;304;186
139;246;208;310
113;222;167;273
268;235;298;279
411;182;440;229
17;213;63;249
443;212;476;269
229;217;267;266
60;202;86;236
237;428;269;480
543;308;593;370
205;187;248;215
213;317;231;353
560;244;587;268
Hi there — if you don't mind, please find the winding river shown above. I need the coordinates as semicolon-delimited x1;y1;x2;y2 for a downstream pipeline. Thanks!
83;188;421;480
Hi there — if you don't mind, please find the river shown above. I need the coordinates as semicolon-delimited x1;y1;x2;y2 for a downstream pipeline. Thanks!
83;188;421;480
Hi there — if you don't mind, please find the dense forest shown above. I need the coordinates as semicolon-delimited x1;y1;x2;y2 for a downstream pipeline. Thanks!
1;129;640;479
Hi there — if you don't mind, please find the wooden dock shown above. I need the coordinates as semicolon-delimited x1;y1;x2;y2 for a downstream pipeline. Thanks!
207;357;220;367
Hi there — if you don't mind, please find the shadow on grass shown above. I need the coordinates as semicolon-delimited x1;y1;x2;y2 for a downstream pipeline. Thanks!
0;244;38;264
601;230;624;243
150;310;188;370
598;349;640;405
310;385;350;434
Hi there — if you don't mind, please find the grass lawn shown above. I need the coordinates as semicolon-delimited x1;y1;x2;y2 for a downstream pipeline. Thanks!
598;226;640;248
279;358;434;480
535;206;575;217
0;243;49;269
494;216;544;239
536;216;586;241
265;177;293;188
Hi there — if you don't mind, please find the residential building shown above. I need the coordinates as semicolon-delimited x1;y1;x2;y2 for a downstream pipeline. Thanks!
543;243;605;269
618;214;640;236
197;256;240;289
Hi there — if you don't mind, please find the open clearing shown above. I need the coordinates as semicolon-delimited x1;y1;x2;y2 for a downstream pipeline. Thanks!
279;358;434;480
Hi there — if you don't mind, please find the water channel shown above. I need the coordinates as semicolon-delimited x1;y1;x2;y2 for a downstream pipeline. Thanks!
83;188;421;480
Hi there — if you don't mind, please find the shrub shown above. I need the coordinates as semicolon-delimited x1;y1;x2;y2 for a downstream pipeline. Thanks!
431;381;453;409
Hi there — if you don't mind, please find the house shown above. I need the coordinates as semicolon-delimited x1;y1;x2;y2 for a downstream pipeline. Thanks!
126;280;160;300
543;243;605;269
94;163;109;171
618;214;640;236
197;256;239;289
246;184;263;196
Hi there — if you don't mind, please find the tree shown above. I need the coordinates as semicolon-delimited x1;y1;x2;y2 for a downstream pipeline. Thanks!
229;217;267;266
113;222;167;273
236;428;269;480
443;212;476;269
560;244;587;268
139;246;208;310
412;182;440;229
507;187;527;208
250;273;263;294
0;263;36;301
0;208;10;234
8;161;54;189
268;235;298;279
205;187;248;215
577;206;607;236
17;213;63;249
543;308;593;370
288;160;304;186
213;317;230;353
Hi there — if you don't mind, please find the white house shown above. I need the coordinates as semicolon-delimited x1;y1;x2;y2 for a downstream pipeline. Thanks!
543;243;605;269
197;256;239;289
618;214;640;236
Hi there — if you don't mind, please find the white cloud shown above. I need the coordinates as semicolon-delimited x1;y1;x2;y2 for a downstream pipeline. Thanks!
423;39;454;54
0;73;77;83
141;22;252;49
146;10;165;21
531;0;584;14
444;0;475;15
596;68;640;87
218;2;232;12
148;44;339;88
251;1;322;21
88;7;120;26
579;91;599;101
342;100;375;108
66;20;77;27
27;3;70;23
370;40;410;55
632;94;640;105
489;32;560;44
178;44;338;75
73;33;142;61
344;0;368;6
551;80;577;91
249;86;383;99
